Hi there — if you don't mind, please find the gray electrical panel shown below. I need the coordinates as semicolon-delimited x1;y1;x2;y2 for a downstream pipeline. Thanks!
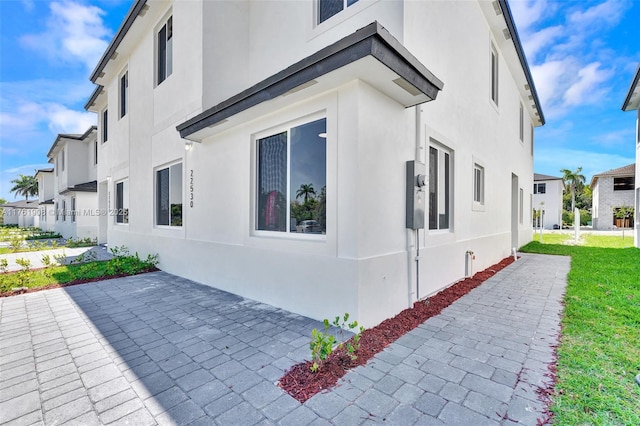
406;160;426;229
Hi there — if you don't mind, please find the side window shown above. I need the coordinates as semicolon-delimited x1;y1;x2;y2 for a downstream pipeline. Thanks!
519;103;524;142
473;164;484;205
318;0;359;24
102;109;108;143
156;163;182;226
519;188;524;224
62;200;66;222
157;16;173;85
71;197;76;222
120;71;128;118
115;180;129;224
491;43;499;105
256;118;327;234
61;149;65;172
429;143;453;230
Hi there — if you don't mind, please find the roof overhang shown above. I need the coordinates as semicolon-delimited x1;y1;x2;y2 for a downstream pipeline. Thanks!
46;126;97;159
177;21;443;142
59;180;98;195
622;64;640;111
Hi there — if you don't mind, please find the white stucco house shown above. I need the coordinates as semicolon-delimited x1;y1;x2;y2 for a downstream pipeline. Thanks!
1;200;40;228
46;127;99;240
85;0;543;328
590;164;635;231
621;64;639;247
35;168;56;232
533;173;564;229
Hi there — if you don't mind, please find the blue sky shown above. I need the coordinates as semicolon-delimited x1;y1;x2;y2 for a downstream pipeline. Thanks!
1;0;639;201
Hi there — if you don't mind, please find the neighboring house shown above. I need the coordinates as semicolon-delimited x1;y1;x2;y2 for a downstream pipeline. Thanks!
35;168;56;232
590;164;635;230
1;200;40;227
46;127;99;239
621;64;640;247
85;0;543;327
533;173;564;229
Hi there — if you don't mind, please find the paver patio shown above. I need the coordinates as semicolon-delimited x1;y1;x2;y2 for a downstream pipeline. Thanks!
0;253;569;425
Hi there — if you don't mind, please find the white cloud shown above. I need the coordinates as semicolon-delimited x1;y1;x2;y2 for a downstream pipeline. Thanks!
522;25;564;62
20;0;110;70
0;101;95;137
46;104;95;134
568;0;629;28
509;0;550;31
535;147;634;182
563;62;612;106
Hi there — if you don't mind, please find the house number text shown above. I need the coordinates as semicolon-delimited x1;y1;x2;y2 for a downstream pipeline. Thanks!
189;169;194;208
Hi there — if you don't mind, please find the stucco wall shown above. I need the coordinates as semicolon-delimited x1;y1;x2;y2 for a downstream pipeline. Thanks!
533;180;563;229
592;176;635;230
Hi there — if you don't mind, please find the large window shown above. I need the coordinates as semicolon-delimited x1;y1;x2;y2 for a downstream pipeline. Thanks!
62;200;66;222
613;177;634;191
473;164;484;205
256;118;327;234
102;109;108;143
157;16;173;85
534;183;546;194
318;0;359;24
429;143;453;230
156;163;182;226
115;180;129;224
61;149;65;172
120;71;128;118
491;44;499;105
71;197;76;222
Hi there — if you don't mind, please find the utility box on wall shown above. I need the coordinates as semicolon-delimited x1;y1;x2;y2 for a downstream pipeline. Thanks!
406;160;426;229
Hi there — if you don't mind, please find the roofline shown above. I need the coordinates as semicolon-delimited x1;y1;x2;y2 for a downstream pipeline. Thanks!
177;21;444;138
89;0;148;83
621;63;640;111
46;126;97;159
85;85;104;111
498;0;545;125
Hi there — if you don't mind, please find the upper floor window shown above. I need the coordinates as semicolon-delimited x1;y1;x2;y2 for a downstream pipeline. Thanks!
473;164;484;205
534;183;546;194
94;139;98;165
120;71;128;118
613;177;634;191
256;117;327;234
62;200;66;221
530;124;534;156
115;180;129;224
102;109;108;143
156;163;182;226
61;149;65;172
318;0;359;24
429;143;453;231
157;16;173;85
519;103;524;142
491;44;499;105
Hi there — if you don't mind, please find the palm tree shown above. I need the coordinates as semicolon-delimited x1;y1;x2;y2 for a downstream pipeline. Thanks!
10;174;38;201
296;183;316;203
560;167;586;212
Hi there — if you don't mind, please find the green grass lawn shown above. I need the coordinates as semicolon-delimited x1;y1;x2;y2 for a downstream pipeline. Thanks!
521;236;640;425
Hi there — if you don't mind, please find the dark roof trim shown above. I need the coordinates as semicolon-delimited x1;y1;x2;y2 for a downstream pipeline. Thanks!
85;85;104;111
534;173;562;181
621;64;640;111
498;0;545;125
36;168;54;173
42;199;55;205
89;0;147;83
46;126;98;159
177;21;443;139
60;180;98;195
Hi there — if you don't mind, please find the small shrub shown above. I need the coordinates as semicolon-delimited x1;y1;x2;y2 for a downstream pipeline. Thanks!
53;251;67;265
0;258;8;274
10;235;24;252
15;258;31;288
310;320;336;372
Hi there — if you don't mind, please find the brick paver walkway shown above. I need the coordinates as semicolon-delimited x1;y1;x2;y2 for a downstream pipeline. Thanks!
0;253;569;425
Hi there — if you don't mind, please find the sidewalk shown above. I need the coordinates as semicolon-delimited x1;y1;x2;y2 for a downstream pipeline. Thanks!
0;253;569;425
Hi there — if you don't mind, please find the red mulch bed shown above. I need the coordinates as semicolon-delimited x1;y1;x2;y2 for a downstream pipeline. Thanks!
0;267;159;298
279;256;516;403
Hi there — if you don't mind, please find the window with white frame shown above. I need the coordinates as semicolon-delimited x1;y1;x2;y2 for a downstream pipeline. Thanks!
519;103;524;142
534;182;546;194
318;0;359;24
102;109;108;143
256;117;327;234
429;143;453;230
55;202;58;221
61;149;65;172
120;71;128;118
94;139;98;165
71;197;76;222
156;163;182;226
530;124;534;156
115;180;129;224
62;200;66;221
491;44;499;105
473;164;484;205
157;16;173;85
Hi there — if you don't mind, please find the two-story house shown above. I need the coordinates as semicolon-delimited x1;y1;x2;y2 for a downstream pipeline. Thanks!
35;168;56;232
85;0;543;328
622;64;639;247
590;163;635;230
46;126;99;239
533;173;564;229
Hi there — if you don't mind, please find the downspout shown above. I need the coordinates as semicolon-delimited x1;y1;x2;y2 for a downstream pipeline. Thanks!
415;105;423;300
